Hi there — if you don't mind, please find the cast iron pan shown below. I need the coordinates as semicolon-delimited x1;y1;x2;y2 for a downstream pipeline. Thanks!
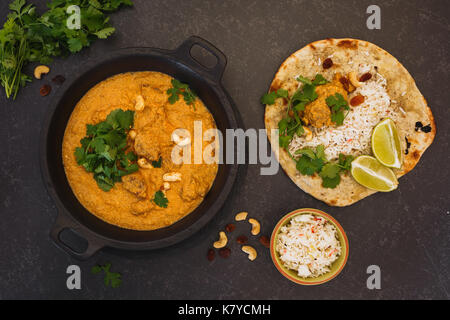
40;36;240;260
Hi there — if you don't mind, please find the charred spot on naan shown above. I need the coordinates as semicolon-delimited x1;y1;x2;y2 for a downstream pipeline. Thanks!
337;40;358;49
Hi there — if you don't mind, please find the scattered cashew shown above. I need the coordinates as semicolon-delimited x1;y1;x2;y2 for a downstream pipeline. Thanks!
135;95;145;111
248;218;260;235
304;127;312;141
213;231;228;248
242;245;257;261
171;131;191;146
129;130;137;139
235;211;248;221
138;158;152;169
34;65;50;79
163;172;181;182
348;71;363;88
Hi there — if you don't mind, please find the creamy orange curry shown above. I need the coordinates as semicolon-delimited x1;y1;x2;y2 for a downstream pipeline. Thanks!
62;71;218;230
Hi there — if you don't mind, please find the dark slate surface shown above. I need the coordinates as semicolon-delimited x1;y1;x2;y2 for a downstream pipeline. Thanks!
0;0;449;300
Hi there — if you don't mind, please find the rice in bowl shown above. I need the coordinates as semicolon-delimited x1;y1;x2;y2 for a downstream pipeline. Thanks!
276;214;341;278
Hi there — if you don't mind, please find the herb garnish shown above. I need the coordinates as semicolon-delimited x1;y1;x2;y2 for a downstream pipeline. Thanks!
260;89;288;105
91;263;122;288
295;145;354;189
262;75;354;188
151;156;162;168
152;190;168;208
0;0;133;99
325;93;350;126
167;79;197;108
261;74;328;150
74;109;138;192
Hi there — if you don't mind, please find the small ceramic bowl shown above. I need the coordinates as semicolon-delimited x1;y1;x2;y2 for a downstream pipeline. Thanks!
270;208;349;285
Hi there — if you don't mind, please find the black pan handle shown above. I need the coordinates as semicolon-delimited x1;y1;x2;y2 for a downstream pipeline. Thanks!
50;212;104;260
173;36;227;82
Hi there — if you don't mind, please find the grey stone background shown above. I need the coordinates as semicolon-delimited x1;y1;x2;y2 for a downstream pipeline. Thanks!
0;0;449;299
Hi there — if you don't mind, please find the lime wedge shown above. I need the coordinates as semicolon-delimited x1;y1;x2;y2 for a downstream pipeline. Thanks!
351;155;398;192
371;118;402;169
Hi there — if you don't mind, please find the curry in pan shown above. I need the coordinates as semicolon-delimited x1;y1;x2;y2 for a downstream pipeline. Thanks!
62;71;218;231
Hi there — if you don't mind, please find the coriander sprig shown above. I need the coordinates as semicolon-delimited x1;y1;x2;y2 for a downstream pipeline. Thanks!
152;190;168;208
91;263;122;288
295;145;354;188
167;79;197;109
326;93;350;126
0;0;133;100
74;109;138;192
261;74;328;151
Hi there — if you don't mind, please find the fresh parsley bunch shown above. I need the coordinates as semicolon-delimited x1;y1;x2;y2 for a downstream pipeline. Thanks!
74;109;138;192
0;0;133;99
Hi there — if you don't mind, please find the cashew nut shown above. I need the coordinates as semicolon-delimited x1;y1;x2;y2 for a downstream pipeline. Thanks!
248;218;260;235
235;211;248;221
34;65;50;79
129;130;137;139
163;172;181;182
348;71;363;88
213;231;228;248
138;158;152;169
304;127;312;141
171;131;191;146
242;245;257;261
135;95;145;111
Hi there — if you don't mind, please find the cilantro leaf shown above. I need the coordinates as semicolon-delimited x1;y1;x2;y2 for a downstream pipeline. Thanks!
296;155;323;176
167;79;197;108
293;145;353;189
74;108;137;192
92;263;122;288
151;157;162;168
315;145;326;161
301;84;318;102
261;89;288;105
338;153;354;172
326;93;350;126
295;146;325;176
295;148;316;159
167;87;180;104
320;163;340;179
152;191;168;208
67;38;83;53
91;265;102;274
296;75;312;85
279;134;293;149
270;75;329;152
321;175;341;189
94;27;115;39
312;74;329;85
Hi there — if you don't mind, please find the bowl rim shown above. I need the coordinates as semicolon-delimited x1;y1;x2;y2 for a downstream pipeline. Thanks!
270;208;349;285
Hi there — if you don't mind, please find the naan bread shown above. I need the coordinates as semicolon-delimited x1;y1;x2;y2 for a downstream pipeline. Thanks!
264;38;435;206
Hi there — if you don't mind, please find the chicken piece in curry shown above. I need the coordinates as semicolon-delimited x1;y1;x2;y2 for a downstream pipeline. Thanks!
301;74;348;128
62;72;218;231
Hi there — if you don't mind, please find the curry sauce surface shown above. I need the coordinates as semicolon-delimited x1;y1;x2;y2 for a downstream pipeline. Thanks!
62;72;218;230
